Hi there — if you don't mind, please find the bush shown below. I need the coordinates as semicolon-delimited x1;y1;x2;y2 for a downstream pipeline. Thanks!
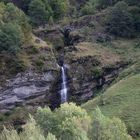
106;1;135;38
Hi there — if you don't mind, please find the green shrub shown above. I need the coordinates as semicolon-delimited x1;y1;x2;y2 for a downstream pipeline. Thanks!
91;67;103;78
106;1;135;38
35;58;44;67
26;45;39;54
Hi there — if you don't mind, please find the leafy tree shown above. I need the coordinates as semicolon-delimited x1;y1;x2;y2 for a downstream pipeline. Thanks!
0;23;24;54
81;0;95;15
36;103;91;140
48;0;70;20
129;6;140;32
0;104;132;140
90;108;132;140
0;116;56;140
3;3;31;42
106;1;134;38
28;0;49;26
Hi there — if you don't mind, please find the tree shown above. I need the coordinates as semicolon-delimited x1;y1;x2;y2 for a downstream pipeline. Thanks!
106;1;134;38
28;0;49;26
0;23;24;54
129;6;140;32
81;0;95;15
0;116;57;140
90;108;132;140
36;103;91;140
4;3;32;42
0;104;132;140
49;0;70;20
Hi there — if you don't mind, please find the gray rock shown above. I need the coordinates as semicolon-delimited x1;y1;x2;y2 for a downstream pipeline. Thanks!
0;70;55;113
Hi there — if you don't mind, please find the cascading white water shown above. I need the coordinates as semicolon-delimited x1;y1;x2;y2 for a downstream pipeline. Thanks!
60;66;68;103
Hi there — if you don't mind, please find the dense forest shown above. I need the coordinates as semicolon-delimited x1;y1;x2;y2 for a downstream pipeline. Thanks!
0;0;140;140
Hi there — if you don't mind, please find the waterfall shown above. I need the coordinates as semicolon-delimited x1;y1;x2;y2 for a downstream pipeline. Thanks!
60;66;68;103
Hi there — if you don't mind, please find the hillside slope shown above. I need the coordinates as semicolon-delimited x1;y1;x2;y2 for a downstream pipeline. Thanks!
82;74;140;139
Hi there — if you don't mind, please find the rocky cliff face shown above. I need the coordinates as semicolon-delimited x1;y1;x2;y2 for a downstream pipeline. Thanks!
0;70;57;113
61;42;126;104
0;41;125;114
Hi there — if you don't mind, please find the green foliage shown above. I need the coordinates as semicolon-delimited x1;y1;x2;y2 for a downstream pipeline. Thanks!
90;108;132;140
81;0;95;15
48;0;70;20
80;0;121;16
0;104;132;140
106;1;134;38
28;0;69;26
88;0;120;10
124;0;140;6
36;103;131;140
128;6;140;32
0;23;23;54
35;57;45;70
46;133;57;140
28;0;52;26
91;67;103;78
0;2;31;54
3;3;31;42
0;116;56;140
36;103;91;140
